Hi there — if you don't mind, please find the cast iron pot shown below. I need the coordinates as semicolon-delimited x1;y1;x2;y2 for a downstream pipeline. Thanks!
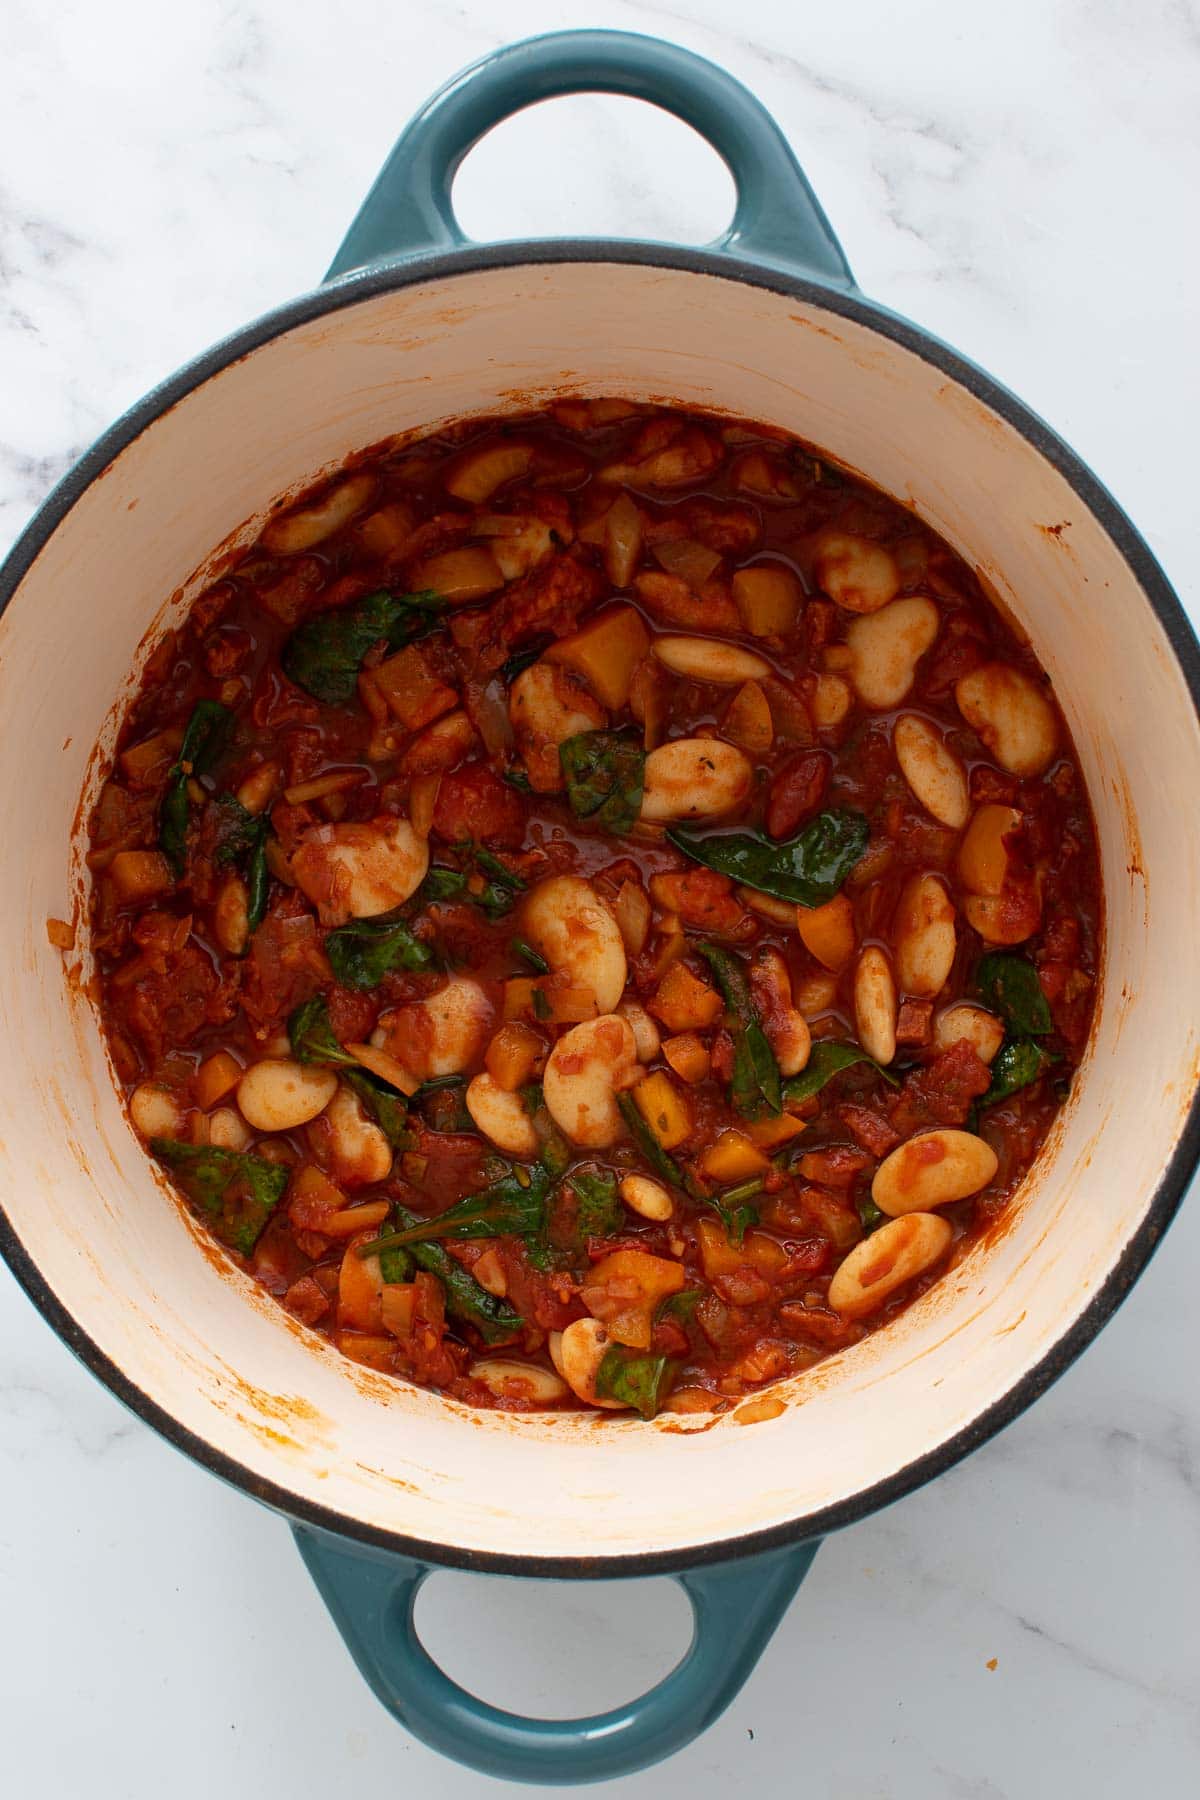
1;30;1198;1787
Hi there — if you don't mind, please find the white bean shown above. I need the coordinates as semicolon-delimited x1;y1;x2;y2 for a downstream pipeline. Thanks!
893;873;957;1000
208;1107;253;1152
466;1073;540;1157
651;635;771;685
640;738;754;822
620;1174;675;1222
237;1060;338;1132
292;815;429;925
319;1085;393;1185
827;1213;952;1317
956;662;1057;776
521;876;628;1014
509;662;607;791
130;1084;183;1139
375;976;494;1081
853;946;898;1064
213;874;250;957
962;891;1041;946
543;1015;638;1148
814;531;901;614
750;947;811;1076
872;1128;999;1216
811;673;852;729
618;999;661;1063
846;598;939;709
933;1003;1004;1064
261;473;375;553
549;1318;627;1408
893;715;969;829
470;1357;569;1404
958;804;1021;896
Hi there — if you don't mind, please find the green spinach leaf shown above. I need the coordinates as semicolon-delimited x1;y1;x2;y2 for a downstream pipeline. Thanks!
150;1137;287;1255
281;588;443;704
975;954;1052;1037
559;729;646;834
510;937;549;974
388;1207;524;1343
981;1037;1057;1108
668;809;868;906
325;913;433;989
595;1347;676;1420
211;793;271;936
697;943;782;1120
568;1168;623;1241
365;1165;551;1251
782;1041;899;1103
617;1093;699;1196
287;996;411;1147
160;700;234;873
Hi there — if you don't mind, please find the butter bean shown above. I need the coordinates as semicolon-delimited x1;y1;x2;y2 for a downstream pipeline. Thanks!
846;598;939;709
893;873;957;999
828;1212;953;1317
893;714;969;829
872;1128;999;1216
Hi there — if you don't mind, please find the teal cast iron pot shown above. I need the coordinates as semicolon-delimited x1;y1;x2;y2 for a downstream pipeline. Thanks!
1;29;1197;1786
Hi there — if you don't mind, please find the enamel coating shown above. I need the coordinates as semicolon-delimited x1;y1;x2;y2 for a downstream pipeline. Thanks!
0;29;1197;1786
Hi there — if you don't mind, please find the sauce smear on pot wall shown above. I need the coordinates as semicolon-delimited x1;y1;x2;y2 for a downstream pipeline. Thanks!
84;401;1100;1419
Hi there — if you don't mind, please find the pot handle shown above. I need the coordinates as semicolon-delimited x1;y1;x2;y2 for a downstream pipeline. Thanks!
294;1523;820;1784
325;29;854;290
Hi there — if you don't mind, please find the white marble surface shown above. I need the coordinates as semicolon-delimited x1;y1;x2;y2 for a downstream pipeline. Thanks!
2;1;1199;1793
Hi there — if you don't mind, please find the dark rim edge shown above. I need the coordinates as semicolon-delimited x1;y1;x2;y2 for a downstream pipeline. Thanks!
1;238;1197;1580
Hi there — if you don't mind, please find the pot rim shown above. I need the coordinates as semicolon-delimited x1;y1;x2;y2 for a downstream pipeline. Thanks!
2;239;1197;1578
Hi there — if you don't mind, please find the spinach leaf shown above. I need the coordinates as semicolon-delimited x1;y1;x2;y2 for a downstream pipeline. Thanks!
510;937;549;974
246;835;270;934
657;1289;701;1325
422;846;525;920
150;1137;287;1255
390;1207;524;1344
668;809;868;906
375;1240;414;1285
855;1193;886;1235
782;1041;899;1103
616;1093;692;1194
160;700;234;873
702;1176;763;1246
365;1165;551;1251
559;729;646;834
287;996;411;1147
288;995;360;1069
568;1168;623;1240
595;1347;676;1421
522;1086;572;1177
975;954;1052;1037
981;1037;1057;1108
325;913;433;989
697;943;782;1120
417;1079;473;1135
281;588;443;704
211;793;272;937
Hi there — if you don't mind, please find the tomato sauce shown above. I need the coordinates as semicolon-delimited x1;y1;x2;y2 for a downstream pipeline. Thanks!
82;401;1101;1419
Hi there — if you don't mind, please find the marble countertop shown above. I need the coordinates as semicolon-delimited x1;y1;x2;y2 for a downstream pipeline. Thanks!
2;1;1198;1794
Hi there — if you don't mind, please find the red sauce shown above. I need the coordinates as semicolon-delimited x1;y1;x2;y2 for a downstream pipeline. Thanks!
83;401;1101;1418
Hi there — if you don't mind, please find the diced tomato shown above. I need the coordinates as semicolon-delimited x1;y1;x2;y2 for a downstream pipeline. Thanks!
766;751;830;839
432;763;526;848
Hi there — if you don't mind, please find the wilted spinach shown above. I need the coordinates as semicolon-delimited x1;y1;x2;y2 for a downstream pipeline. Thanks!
559;729;646;834
981;1037;1058;1108
150;1137;287;1255
782;1041;899;1103
668;808;868;906
388;1206;523;1343
325;912;433;989
211;793;271;935
697;943;781;1120
974;954;1052;1037
159;700;234;873
281;588;443;704
363;1164;551;1251
594;1347;676;1420
287;996;411;1147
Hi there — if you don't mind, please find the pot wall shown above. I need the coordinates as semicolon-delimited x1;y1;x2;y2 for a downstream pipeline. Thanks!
1;259;1196;1564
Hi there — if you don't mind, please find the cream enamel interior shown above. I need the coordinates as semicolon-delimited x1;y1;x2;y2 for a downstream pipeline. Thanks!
2;261;1197;1562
